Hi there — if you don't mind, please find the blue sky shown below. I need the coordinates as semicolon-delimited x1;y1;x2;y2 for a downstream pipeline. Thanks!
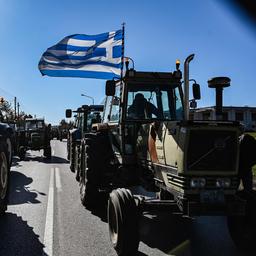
0;0;255;125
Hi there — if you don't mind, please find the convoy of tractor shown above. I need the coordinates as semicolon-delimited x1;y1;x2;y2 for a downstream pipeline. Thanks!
1;54;256;255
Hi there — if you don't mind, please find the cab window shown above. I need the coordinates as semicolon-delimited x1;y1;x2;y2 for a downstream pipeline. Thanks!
109;85;120;122
103;96;112;123
126;84;183;121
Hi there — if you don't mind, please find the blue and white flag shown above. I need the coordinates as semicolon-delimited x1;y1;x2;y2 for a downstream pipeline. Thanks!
38;30;123;79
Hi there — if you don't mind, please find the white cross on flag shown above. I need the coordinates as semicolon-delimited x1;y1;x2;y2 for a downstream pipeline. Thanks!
38;30;123;80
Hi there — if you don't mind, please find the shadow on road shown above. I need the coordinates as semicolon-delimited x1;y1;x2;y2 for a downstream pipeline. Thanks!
0;212;46;256
44;155;69;164
139;211;191;255
189;216;253;256
19;152;69;164
139;211;253;256
8;171;45;205
84;195;109;223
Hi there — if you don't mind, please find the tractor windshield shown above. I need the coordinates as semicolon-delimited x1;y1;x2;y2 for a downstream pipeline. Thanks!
25;120;44;130
86;112;102;130
126;84;183;121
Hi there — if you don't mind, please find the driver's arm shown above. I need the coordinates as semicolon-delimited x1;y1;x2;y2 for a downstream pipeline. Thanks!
149;103;160;118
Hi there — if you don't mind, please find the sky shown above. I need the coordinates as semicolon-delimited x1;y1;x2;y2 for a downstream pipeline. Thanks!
0;0;256;125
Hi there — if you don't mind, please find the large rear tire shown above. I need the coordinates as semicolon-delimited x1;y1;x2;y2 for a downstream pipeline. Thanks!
69;143;76;173
227;190;256;253
75;145;81;182
0;144;10;215
67;135;70;160
79;133;112;208
79;140;101;208
108;188;139;256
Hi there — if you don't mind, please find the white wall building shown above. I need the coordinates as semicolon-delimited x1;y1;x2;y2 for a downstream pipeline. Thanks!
191;106;256;131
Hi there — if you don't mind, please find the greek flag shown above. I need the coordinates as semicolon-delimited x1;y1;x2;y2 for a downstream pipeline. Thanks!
38;30;123;79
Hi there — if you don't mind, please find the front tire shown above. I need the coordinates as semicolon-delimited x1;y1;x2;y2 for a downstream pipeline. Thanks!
18;146;26;160
6;138;12;166
108;188;139;256
44;146;52;159
0;145;10;215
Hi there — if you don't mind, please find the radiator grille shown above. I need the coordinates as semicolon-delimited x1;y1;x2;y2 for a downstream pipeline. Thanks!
187;130;237;172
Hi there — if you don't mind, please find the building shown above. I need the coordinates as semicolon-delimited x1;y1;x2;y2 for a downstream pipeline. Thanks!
191;106;256;131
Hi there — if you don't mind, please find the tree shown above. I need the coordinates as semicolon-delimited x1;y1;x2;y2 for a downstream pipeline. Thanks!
0;99;12;114
0;99;14;122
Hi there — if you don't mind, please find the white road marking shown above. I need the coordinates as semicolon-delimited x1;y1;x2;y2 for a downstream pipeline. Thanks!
55;167;62;192
43;168;55;256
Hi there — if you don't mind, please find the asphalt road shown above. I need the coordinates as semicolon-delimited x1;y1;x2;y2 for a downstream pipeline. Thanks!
0;140;253;256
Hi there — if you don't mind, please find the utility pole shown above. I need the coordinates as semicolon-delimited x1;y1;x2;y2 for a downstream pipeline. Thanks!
14;96;17;119
17;102;20;119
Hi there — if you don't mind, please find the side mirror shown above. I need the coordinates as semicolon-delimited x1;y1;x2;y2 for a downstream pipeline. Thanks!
112;97;120;106
190;99;197;109
65;109;72;118
192;83;201;100
105;80;116;96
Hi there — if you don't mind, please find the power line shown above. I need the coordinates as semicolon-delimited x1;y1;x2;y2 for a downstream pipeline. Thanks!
0;87;28;113
0;87;16;99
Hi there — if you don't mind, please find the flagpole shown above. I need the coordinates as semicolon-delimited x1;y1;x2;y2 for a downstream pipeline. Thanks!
120;23;125;155
121;22;125;80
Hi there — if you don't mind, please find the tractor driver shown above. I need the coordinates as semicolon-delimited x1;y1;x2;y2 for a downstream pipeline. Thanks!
93;112;102;123
128;93;160;119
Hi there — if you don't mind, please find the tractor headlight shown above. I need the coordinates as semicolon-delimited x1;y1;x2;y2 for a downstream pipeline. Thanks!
190;178;206;188
216;178;231;188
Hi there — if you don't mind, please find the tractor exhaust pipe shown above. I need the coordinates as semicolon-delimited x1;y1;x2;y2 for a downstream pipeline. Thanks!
184;54;195;121
208;77;231;120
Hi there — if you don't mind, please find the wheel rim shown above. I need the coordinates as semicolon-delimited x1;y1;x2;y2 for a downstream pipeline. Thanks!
108;200;118;244
0;152;8;199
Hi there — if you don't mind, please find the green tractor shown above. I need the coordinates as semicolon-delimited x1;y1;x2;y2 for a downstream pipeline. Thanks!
16;118;52;160
65;105;103;182
79;55;256;255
